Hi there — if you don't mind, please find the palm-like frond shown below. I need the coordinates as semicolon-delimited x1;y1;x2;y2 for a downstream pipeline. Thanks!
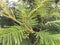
0;0;35;33
0;0;60;45
0;26;30;45
45;20;60;31
36;30;60;45
16;2;38;27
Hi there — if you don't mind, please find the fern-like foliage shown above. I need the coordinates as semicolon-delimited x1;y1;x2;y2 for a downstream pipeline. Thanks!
0;0;60;45
15;2;38;27
36;30;60;45
45;20;60;31
0;26;30;45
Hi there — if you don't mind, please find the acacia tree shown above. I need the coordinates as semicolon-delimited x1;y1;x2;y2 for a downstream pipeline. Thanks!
0;0;60;45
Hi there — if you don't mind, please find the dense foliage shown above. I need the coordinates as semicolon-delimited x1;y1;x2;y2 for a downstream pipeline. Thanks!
0;0;60;45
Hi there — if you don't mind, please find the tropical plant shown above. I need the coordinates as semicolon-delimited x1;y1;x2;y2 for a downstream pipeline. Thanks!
0;0;60;45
